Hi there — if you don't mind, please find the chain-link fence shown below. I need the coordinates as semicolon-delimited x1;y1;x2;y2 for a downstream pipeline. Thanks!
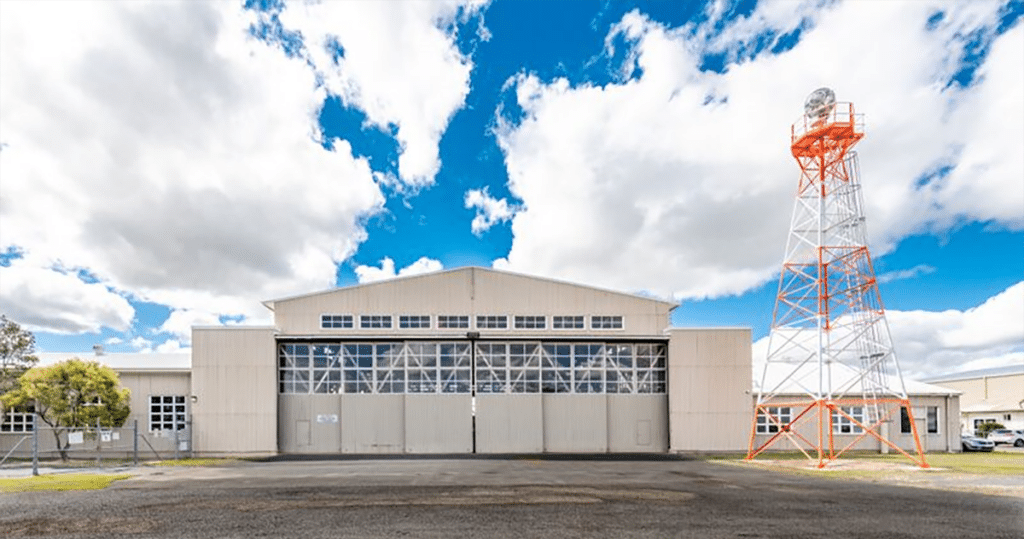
0;415;192;475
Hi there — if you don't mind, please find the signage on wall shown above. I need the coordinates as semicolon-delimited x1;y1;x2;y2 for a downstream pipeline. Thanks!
316;414;338;424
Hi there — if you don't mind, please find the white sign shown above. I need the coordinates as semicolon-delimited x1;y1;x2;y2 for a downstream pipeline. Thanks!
100;432;112;442
316;414;338;424
112;432;120;441
68;431;84;445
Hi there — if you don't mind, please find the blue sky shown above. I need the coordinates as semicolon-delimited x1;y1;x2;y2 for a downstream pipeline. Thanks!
0;0;1021;379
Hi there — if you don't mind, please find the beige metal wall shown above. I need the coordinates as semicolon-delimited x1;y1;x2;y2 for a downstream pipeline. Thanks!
750;395;961;453
667;328;752;452
271;267;675;338
192;327;277;455
476;395;544;453
931;373;1023;409
118;371;191;432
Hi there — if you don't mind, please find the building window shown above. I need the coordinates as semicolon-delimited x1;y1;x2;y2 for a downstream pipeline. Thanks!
149;396;187;432
901;407;912;434
1;407;34;432
514;315;546;329
552;316;584;329
399;315;430;329
476;315;508;329
591;315;623;329
831;406;864;434
1004;414;1012;422
437;315;469;329
927;406;939;434
756;407;792;434
360;315;392;329
321;314;353;329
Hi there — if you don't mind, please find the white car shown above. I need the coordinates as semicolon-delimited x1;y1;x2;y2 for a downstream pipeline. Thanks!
962;435;995;452
987;429;1024;447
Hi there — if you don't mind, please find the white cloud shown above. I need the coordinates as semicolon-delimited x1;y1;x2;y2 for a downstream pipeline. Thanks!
495;2;1023;300
0;1;387;333
158;309;222;343
277;0;487;187
878;264;936;284
354;256;444;284
752;282;1024;380
0;257;134;334
464;187;516;236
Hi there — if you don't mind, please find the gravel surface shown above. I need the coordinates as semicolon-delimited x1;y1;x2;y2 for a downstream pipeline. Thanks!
2;458;1022;538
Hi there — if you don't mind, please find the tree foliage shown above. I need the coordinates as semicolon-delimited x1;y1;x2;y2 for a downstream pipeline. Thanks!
1;359;130;460
977;422;1005;438
0;314;39;396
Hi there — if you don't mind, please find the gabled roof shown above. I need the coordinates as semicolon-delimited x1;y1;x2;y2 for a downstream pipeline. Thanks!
35;352;190;372
754;361;961;397
262;266;679;311
920;363;1024;383
961;399;1024;413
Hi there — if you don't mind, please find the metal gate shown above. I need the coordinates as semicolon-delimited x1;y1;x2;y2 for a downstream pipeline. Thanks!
277;340;666;454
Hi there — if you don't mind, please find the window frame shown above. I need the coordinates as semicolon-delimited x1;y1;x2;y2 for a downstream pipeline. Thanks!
552;316;585;329
149;395;188;432
320;314;353;329
359;314;393;329
831;406;864;435
756;406;792;434
436;315;469;329
590;315;624;330
1;406;35;432
398;315;431;329
476;315;508;330
514;315;547;330
926;406;939;434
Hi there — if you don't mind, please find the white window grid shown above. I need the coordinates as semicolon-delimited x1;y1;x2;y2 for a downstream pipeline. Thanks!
437;315;469;329
278;341;665;395
514;315;547;329
476;315;508;329
399;315;431;329
591;315;624;330
831;406;864;434
149;395;187;432
552;316;585;329
1;408;34;432
360;315;393;329
321;314;353;329
756;406;792;434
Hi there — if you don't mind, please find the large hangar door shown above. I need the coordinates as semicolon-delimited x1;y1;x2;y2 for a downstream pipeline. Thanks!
475;343;544;453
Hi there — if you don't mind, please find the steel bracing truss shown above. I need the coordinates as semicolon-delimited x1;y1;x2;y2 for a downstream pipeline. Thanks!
747;102;928;468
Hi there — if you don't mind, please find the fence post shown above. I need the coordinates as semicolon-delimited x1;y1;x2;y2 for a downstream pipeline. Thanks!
95;418;101;469
31;413;39;477
133;420;138;466
174;427;180;460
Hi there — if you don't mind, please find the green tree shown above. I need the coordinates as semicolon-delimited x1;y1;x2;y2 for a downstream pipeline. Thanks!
0;315;39;422
977;422;1005;438
1;359;130;460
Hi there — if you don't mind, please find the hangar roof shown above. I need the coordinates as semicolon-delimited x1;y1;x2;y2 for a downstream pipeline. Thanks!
261;266;679;311
35;351;190;372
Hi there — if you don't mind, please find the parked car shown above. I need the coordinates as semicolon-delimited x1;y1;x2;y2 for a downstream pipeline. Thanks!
987;429;1024;447
961;435;995;452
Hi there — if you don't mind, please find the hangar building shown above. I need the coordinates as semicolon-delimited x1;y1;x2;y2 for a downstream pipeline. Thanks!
191;267;751;455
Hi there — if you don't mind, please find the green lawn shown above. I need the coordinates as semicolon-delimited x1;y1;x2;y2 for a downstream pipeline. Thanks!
0;473;131;493
149;457;238;467
714;450;1023;477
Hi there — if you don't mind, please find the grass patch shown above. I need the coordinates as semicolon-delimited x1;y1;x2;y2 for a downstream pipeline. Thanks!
0;473;131;493
149;457;237;467
712;451;1024;476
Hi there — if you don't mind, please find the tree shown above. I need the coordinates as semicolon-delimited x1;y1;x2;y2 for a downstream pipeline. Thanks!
0;315;39;422
977;422;1005;438
1;359;130;460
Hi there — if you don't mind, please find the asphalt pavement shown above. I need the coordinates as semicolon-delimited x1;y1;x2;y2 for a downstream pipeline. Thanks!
3;457;1023;538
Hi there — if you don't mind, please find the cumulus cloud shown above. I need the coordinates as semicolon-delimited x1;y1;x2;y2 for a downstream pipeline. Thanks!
276;0;487;186
0;1;390;334
752;282;1024;380
0;257;134;334
495;2;1023;300
465;187;517;236
354;256;444;284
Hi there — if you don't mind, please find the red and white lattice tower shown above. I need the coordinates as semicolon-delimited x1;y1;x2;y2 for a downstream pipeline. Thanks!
746;88;928;468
